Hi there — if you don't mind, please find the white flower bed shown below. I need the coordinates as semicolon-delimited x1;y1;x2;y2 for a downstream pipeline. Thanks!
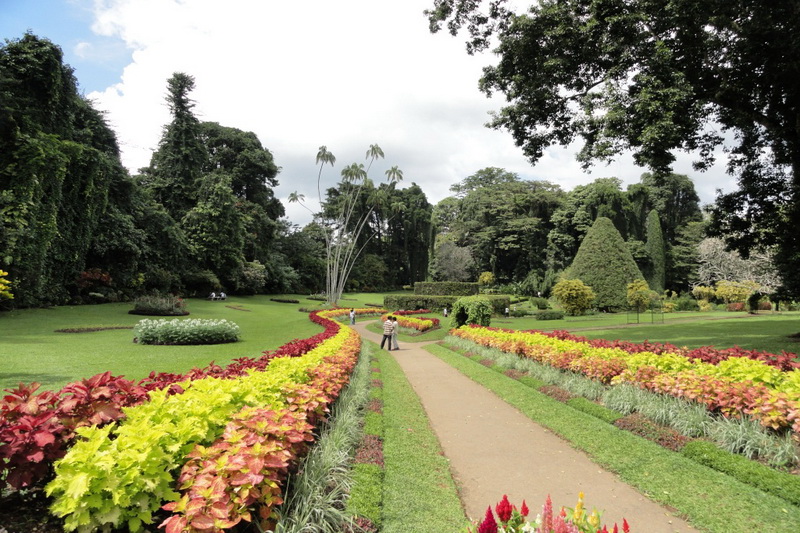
134;318;240;345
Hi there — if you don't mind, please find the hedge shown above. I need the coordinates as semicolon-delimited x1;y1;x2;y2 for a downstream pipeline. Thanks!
384;294;510;315
413;281;479;296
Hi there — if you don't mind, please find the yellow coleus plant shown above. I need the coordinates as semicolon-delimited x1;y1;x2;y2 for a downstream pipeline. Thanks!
0;269;13;300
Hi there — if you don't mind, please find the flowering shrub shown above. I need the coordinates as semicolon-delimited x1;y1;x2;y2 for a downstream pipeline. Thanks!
134;318;240;345
467;494;630;533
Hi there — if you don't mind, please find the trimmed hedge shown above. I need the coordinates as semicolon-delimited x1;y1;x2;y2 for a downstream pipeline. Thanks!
413;281;479;296
534;310;565;321
681;440;800;506
384;294;510;315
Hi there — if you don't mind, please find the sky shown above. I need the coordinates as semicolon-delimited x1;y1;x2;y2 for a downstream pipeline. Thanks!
1;0;738;227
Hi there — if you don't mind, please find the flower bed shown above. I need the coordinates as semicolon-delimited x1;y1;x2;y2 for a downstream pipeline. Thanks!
44;308;361;532
0;308;362;516
134;317;240;345
469;494;630;533
381;311;440;332
450;325;800;437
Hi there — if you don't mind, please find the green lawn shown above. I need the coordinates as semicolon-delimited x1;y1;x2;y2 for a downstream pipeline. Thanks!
2;294;799;392
0;295;326;391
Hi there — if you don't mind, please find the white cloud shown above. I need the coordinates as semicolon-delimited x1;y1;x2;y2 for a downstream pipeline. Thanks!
86;0;735;227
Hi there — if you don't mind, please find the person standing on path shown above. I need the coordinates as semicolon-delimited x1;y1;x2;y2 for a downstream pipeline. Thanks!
349;308;356;325
391;316;400;350
380;316;395;350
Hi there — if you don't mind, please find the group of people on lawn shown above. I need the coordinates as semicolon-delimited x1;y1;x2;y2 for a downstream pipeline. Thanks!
207;291;227;300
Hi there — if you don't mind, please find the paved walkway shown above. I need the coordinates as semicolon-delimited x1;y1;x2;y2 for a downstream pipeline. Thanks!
353;322;698;532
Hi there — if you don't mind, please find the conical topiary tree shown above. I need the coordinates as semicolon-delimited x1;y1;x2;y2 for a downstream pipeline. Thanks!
644;209;666;293
565;217;644;311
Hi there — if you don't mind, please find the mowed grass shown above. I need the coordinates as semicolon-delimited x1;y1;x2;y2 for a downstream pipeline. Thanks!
0;295;326;391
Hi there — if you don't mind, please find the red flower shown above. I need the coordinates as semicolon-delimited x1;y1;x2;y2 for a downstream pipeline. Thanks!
623;518;630;533
495;494;513;522
520;499;529;517
478;506;498;533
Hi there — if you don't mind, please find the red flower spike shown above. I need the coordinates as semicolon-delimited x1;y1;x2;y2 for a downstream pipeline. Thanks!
520;499;529;517
478;506;498;533
623;518;630;533
495;494;513;523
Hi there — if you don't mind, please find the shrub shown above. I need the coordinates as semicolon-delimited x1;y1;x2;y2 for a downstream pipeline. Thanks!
534;310;565;321
691;285;716;302
271;298;300;304
450;295;493;328
0;269;14;300
478;271;496;286
674;293;700;311
626;279;653;312
564;217;645;311
530;296;550;309
383;294;510;315
716;279;760;304
129;294;188;316
726;302;746;312
134;318;240;345
552;279;595;316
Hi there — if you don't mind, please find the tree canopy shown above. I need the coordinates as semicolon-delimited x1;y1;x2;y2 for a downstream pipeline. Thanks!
427;0;800;297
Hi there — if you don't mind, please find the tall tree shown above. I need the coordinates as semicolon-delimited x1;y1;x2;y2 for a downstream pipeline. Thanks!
0;34;133;306
438;168;565;282
141;72;207;221
290;145;402;305
428;0;800;297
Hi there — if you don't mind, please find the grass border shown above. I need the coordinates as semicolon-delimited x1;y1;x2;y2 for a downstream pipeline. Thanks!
365;340;467;532
425;343;800;533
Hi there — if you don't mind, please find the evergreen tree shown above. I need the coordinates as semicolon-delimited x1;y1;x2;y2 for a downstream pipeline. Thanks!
565;217;644;311
644;209;666;293
141;72;207;221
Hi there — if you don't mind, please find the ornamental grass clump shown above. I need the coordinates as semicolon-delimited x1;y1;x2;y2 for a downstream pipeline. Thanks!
134;318;240;345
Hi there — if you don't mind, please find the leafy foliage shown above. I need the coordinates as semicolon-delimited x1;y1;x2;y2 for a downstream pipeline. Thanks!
566;217;644;311
133;318;240;345
414;281;479;296
552;279;595;316
450;295;493;328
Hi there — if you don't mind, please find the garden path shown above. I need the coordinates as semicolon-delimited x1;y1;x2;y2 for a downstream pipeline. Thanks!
352;321;698;532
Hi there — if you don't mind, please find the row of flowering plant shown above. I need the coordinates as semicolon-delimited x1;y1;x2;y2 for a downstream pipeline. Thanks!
160;322;362;533
0;308;354;493
450;326;800;437
45;308;361;532
469;494;630;533
381;312;440;332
